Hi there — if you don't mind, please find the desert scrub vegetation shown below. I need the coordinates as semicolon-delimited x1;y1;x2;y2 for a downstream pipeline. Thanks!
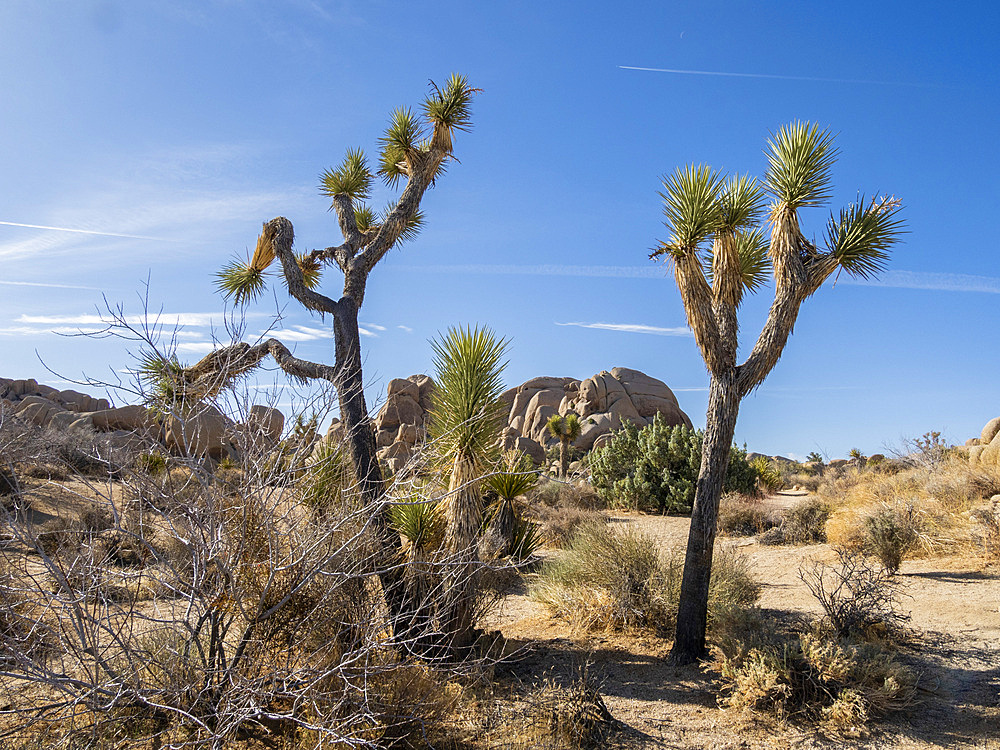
530;522;759;635
814;449;1000;563
717;492;779;537
716;548;917;733
589;415;758;514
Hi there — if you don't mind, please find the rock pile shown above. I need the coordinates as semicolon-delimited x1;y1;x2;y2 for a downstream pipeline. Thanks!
365;367;691;470
968;416;1000;468
1;377;284;461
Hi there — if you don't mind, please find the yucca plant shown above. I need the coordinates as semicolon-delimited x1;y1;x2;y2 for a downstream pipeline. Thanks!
165;75;477;634
655;122;905;664
390;500;446;555
751;456;783;495
547;413;582;479
428;324;508;650
482;451;540;559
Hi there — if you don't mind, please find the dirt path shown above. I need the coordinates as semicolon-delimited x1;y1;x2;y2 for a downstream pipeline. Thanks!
494;494;1000;749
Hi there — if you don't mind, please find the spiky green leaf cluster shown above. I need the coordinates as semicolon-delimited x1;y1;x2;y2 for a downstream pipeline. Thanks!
825;196;905;280
428;325;509;469
295;252;322;290
764;121;838;209
215;259;268;305
659;164;725;253
484;453;540;501
546;413;582;442
719;174;767;231
390;499;445;552
137;350;186;409
423;73;477;133
319;147;373;201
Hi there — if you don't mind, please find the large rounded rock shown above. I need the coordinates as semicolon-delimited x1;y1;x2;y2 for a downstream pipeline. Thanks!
91;405;157;433
163;405;236;460
246;405;284;445
981;417;1000;446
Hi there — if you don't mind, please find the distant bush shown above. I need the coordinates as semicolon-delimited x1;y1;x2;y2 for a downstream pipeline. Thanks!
718;493;778;537
863;504;922;574
750;456;783;494
531;522;759;634
589;416;758;514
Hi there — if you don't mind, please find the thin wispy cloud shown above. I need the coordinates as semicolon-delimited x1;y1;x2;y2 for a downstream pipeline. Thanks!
619;65;933;87
842;270;1000;294
0;220;173;242
0;279;100;290
395;263;665;279
16;312;265;327
556;322;692;336
268;324;335;342
397;325;413;333
399;263;1000;296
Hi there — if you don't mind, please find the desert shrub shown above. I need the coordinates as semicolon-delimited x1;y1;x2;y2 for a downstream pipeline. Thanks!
509;513;542;562
518;666;613;749
751;456;783;494
134;450;168;476
863;504;922;574
528;478;602;510
531;522;759;634
971;501;1000;556
785;472;823;492
799;547;910;639
718;493;778;537
300;442;353;511
717;631;918;730
782;497;832;544
0;464;16;498
535;506;606;548
589;415;757;514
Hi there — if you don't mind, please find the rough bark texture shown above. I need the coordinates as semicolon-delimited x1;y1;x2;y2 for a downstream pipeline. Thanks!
668;373;741;663
442;456;482;653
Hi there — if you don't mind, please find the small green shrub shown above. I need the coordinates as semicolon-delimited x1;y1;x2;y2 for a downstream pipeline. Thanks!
134;451;168;477
390;499;445;554
531;522;759;634
300;442;352;511
783;497;832;544
750;456;783;494
863;505;921;574
589;415;757;514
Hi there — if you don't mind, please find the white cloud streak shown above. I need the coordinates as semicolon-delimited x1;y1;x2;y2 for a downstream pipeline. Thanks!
619;65;933;87
842;270;1000;294
0;280;100;290
0;220;173;242
16;312;265;327
556;321;692;336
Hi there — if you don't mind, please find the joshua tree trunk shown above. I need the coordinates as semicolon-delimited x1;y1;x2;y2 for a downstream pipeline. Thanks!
442;455;483;654
559;438;569;479
669;371;741;662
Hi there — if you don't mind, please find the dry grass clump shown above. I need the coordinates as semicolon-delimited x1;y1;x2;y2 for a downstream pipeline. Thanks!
717;631;918;733
784;472;823;492
816;456;1000;559
527;478;603;511
517;667;613;750
759;497;832;546
534;505;606;548
718;492;778;537
531;522;759;635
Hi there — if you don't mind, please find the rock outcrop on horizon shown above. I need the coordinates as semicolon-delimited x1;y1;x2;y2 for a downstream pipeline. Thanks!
968;416;1000;467
0;377;284;461
365;367;691;472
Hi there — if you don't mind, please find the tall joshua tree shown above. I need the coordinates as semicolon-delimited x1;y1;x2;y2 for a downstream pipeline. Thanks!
172;74;478;632
656;122;904;664
546;413;581;479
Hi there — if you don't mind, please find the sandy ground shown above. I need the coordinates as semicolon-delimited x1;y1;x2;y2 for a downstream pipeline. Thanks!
492;491;1000;749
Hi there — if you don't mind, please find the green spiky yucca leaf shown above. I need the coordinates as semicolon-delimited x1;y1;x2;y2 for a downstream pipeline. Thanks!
546;413;581;442
423;73;478;134
657;164;725;255
319;147;373;202
354;204;379;233
734;228;772;297
381;107;423;153
719;173;767;232
484;451;540;501
378;143;408;189
764;121;838;210
137;350;186;408
294;252;322;290
215;259;268;304
380;204;424;245
429;325;509;470
825;195;905;280
390;499;445;552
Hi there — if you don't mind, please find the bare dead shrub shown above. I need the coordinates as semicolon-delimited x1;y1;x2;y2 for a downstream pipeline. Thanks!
535;505;606;548
799;548;910;639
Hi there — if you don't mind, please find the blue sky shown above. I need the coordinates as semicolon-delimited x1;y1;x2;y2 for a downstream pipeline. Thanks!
1;0;998;459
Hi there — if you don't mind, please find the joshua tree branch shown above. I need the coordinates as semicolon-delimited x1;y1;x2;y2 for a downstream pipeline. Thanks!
329;194;364;249
673;251;725;373
266;217;340;315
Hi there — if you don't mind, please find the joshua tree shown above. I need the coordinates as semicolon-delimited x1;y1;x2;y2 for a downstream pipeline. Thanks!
428;325;508;651
655;122;904;664
162;74;478;632
546;413;581;479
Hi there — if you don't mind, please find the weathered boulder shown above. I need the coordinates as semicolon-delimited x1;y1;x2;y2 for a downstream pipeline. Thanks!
14;396;66;426
246;405;284;446
982;417;1000;446
91;405;158;433
163;405;237;460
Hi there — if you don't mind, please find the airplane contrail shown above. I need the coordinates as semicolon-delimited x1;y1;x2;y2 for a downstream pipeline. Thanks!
0;280;100;290
0;220;170;241
619;65;931;87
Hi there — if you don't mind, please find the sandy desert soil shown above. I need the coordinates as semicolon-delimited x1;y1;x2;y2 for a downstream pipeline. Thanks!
492;492;1000;749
